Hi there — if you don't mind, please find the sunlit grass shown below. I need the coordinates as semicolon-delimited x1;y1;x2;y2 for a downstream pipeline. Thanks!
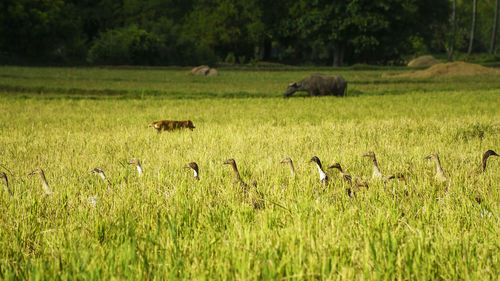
0;67;499;280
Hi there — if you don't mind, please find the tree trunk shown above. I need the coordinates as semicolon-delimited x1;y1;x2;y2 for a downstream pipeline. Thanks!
332;43;344;67
448;0;457;61
263;39;272;61
467;0;477;56
490;0;499;54
340;44;345;66
333;45;340;67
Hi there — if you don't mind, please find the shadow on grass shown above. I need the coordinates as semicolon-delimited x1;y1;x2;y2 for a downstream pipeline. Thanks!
0;81;440;100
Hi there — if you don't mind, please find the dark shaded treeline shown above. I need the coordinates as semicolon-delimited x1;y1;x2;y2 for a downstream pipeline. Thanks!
0;0;498;66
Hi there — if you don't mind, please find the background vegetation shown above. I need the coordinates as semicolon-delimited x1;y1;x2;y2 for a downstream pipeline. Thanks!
1;0;499;66
0;66;499;280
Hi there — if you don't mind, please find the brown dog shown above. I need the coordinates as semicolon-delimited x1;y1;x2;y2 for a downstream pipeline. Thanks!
148;120;195;133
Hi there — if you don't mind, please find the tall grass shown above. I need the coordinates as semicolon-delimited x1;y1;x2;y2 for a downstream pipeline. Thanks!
0;67;499;280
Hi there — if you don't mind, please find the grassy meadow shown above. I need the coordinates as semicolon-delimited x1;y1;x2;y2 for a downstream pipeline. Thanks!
0;65;499;280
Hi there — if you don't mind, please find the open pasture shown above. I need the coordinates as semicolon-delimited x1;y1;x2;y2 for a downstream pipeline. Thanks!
0;66;499;280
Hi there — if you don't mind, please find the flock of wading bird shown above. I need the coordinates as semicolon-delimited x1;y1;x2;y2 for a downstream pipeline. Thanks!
1;147;498;209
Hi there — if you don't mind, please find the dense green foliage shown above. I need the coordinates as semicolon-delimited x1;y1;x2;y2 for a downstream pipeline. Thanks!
1;0;498;65
0;66;499;280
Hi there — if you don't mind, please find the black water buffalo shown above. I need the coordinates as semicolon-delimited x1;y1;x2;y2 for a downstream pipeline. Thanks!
284;74;347;97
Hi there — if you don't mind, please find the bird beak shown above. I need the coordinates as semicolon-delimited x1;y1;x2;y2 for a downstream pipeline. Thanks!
280;159;287;164
127;161;133;165
28;171;35;176
223;161;229;165
424;155;432;159
362;153;369;157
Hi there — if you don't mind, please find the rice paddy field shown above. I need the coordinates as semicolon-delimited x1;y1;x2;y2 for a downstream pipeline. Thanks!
0;65;499;280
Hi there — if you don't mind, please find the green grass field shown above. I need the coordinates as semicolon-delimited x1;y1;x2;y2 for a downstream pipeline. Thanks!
0;66;499;280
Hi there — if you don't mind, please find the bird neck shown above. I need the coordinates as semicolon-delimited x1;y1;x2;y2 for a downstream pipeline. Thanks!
136;165;143;175
99;172;111;185
372;157;381;170
39;172;52;194
230;163;241;181
288;161;296;176
315;163;327;181
433;157;445;179
333;165;343;173
371;159;382;178
481;152;493;172
482;156;487;172
39;171;48;185
193;169;199;180
2;176;12;196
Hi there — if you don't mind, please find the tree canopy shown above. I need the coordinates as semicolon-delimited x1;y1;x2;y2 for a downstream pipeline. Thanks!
0;0;497;66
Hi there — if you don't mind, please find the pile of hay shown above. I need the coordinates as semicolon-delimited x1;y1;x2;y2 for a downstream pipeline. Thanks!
407;55;439;67
191;65;219;76
397;62;500;78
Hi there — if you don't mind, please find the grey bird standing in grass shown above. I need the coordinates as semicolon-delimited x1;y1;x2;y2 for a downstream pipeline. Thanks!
362;151;404;182
223;158;262;209
187;162;200;181
90;167;112;186
28;168;53;195
310;156;329;188
362;151;391;180
424;154;447;183
223;158;250;189
127;158;143;175
0;172;13;196
280;157;296;176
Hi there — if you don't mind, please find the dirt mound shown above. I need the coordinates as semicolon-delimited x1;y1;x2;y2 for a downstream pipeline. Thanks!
191;65;219;76
408;55;439;67
397;62;500;78
206;68;219;76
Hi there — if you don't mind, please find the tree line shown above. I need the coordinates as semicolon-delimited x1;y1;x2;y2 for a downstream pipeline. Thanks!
0;0;498;66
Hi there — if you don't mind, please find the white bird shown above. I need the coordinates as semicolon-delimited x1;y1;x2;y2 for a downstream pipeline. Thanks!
310;156;329;188
187;162;200;181
90;167;111;186
127;158;143;175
